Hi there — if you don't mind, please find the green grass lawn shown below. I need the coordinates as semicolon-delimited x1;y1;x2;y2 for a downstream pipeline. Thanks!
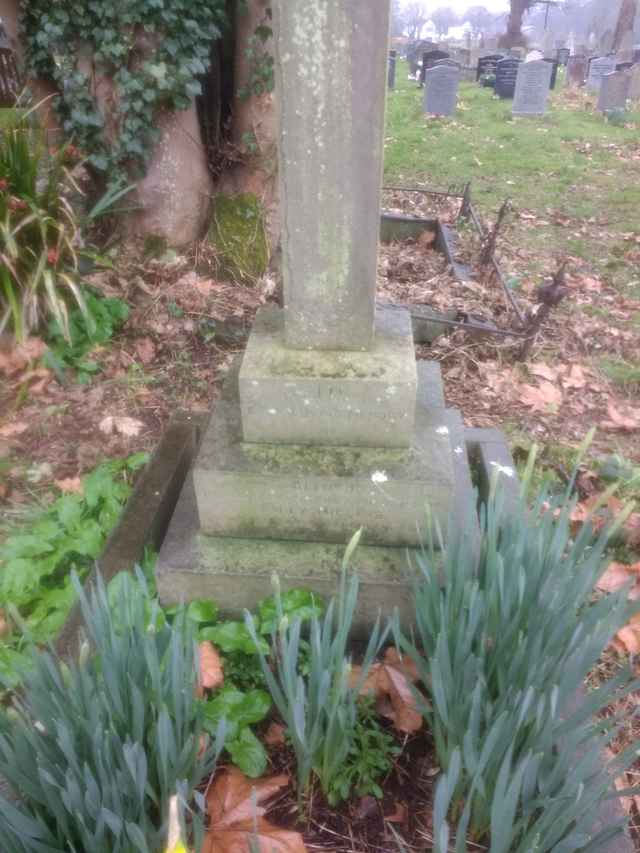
383;63;640;287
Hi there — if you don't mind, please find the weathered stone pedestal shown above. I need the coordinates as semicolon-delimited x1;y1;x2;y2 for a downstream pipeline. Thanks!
157;0;478;628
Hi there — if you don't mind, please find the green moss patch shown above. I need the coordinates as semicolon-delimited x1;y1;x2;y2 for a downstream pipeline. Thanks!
209;193;269;285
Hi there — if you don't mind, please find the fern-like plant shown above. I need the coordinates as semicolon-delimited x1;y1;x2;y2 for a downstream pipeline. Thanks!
0;570;222;853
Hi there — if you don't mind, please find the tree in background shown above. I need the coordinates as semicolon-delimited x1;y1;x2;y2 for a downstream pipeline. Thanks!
465;5;497;35
402;1;430;39
390;0;406;37
501;0;534;45
611;0;638;49
431;6;460;35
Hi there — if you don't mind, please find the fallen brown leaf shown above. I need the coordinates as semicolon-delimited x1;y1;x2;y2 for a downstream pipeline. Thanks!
99;415;145;437
529;362;559;382
199;642;224;691
385;801;408;825
203;769;304;853
264;722;286;747
55;476;83;494
520;381;563;412
596;561;640;599
612;612;640;655
562;364;587;390
0;421;29;438
135;337;156;365
602;403;640;432
0;337;47;376
351;648;423;734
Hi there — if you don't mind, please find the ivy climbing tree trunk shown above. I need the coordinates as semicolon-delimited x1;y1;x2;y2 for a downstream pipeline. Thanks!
0;0;60;135
217;0;280;254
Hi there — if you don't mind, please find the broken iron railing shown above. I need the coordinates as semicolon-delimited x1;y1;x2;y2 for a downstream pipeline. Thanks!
381;182;528;337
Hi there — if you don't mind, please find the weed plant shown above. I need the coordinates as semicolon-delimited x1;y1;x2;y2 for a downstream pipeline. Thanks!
0;571;222;853
395;454;640;852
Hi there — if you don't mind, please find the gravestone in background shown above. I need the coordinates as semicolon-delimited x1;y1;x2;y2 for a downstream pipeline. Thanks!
433;58;461;69
556;48;570;65
596;70;631;112
476;53;502;82
587;56;617;91
388;49;397;90
512;59;553;116
424;64;460;116
526;49;544;61
495;58;521;98
629;65;640;100
420;49;450;84
566;55;587;86
543;58;559;88
616;61;634;72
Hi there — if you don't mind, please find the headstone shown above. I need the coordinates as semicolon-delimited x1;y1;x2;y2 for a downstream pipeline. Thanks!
433;58;461;69
596;70;631;112
629;65;640;100
424;64;460;116
526;49;544;61
388;49;397;89
587;55;617;91
512;59;553;116
420;49;450;84
476;53;502;82
543;57;559;88
616;61;634;72
494;58;521;98
566;55;587;86
556;47;570;65
162;0;478;625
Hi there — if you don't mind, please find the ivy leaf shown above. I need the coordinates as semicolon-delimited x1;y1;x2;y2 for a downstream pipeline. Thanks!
226;728;268;778
200;622;268;655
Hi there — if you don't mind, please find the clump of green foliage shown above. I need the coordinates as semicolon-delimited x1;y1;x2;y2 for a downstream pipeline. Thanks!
395;459;640;852
0;571;222;853
0;453;148;685
327;697;400;806
238;11;275;101
0;110;86;342
170;588;323;778
45;288;130;382
21;0;228;181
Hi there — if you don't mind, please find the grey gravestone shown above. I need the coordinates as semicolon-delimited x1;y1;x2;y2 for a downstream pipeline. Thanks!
616;61;634;71
424;64;460;116
587;56;617;91
596;70;631;112
556;47;570;65
566;55;587;86
388;49;397;89
495;58;521;98
433;58;461;69
543;57;559;88
420;49;450;84
476;53;502;81
629;65;640;100
512;59;553;115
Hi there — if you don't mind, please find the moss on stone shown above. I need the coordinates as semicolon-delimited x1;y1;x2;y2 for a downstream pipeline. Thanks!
209;193;269;285
243;442;410;476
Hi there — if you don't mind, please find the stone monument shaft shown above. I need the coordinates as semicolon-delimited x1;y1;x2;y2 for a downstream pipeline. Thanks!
273;0;391;351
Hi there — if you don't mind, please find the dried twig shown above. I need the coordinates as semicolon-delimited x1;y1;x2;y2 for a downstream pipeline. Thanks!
517;260;570;361
480;199;511;268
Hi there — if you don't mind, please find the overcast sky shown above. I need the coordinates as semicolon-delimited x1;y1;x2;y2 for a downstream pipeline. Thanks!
398;0;510;16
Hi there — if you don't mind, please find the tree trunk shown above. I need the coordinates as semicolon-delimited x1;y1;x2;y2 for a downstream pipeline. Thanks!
500;0;532;47
612;0;638;51
217;0;280;253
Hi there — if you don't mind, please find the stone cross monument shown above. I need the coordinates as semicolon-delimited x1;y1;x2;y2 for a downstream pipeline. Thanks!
157;0;478;630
